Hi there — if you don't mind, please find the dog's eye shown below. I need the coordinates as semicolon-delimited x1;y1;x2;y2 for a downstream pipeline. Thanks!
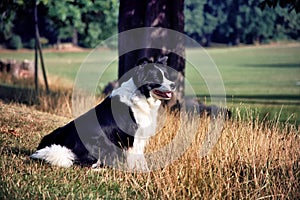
157;66;170;80
148;83;161;89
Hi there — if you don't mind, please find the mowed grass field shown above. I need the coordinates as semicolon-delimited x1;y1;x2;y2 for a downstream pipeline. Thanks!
0;44;299;199
0;43;299;123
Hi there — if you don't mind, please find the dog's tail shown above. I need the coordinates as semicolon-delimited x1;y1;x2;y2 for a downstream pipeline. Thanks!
30;144;76;167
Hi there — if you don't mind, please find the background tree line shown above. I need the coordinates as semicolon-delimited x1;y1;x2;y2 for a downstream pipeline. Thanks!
0;0;299;49
0;0;119;49
185;0;300;46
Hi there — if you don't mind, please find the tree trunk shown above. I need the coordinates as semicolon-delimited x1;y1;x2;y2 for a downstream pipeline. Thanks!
34;0;49;93
205;33;212;47
118;0;185;106
72;27;78;46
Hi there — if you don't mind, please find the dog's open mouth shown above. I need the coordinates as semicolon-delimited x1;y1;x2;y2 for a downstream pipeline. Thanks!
152;89;173;99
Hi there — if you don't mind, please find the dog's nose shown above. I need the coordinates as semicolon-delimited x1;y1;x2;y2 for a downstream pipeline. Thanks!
170;83;176;90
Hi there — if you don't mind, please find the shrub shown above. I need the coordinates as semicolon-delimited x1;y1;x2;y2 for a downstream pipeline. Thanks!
39;37;49;47
24;38;36;49
7;35;22;50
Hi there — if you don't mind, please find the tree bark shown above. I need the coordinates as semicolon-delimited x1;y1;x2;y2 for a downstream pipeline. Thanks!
118;0;185;106
72;27;78;46
34;0;49;93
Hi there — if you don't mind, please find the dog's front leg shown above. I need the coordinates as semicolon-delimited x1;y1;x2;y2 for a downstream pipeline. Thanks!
126;138;149;172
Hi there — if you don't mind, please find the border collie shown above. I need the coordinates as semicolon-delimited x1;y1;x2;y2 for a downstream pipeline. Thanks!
30;56;175;171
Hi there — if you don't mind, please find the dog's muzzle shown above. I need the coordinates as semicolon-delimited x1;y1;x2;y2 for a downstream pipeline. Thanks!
151;82;176;100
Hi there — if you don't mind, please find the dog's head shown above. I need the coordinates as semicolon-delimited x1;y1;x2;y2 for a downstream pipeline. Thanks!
132;56;176;100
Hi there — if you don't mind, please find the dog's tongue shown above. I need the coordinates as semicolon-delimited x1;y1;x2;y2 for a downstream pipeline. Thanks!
165;92;172;98
153;90;173;99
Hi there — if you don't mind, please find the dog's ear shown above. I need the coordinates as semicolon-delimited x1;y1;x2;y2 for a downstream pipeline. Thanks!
157;56;168;66
133;58;159;88
135;57;152;66
133;58;149;87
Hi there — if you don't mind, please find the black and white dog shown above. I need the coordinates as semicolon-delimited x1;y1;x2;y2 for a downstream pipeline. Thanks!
30;56;175;171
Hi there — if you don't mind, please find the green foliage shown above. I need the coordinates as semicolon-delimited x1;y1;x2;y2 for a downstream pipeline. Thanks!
7;35;22;50
24;38;36;49
274;7;300;40
184;0;300;45
0;0;299;48
259;0;300;13
0;0;118;48
0;10;15;41
184;0;205;41
44;0;118;48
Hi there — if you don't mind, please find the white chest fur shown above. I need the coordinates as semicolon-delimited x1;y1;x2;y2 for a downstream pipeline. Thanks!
111;78;161;171
111;78;161;136
131;95;161;135
127;95;160;171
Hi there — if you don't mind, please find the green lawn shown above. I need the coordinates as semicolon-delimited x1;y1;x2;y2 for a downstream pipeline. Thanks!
185;45;300;124
186;45;300;95
0;44;299;124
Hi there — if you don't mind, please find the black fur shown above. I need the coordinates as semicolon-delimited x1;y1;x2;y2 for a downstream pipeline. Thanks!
32;56;175;167
133;57;173;98
36;95;138;165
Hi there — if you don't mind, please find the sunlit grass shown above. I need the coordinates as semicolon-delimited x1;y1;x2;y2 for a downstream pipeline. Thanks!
186;45;300;96
0;100;299;199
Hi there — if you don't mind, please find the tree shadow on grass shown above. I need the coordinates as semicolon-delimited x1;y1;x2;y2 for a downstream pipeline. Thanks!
196;94;300;103
0;83;71;108
1;145;49;167
0;84;39;105
1;145;32;158
242;63;300;68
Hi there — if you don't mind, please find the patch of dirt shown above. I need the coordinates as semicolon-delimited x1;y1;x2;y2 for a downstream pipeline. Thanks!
0;45;90;53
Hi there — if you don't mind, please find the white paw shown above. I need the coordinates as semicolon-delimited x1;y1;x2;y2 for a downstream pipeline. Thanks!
127;153;149;172
91;159;103;169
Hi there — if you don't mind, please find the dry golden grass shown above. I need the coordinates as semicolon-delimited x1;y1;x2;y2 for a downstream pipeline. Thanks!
0;97;299;199
142;110;299;199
